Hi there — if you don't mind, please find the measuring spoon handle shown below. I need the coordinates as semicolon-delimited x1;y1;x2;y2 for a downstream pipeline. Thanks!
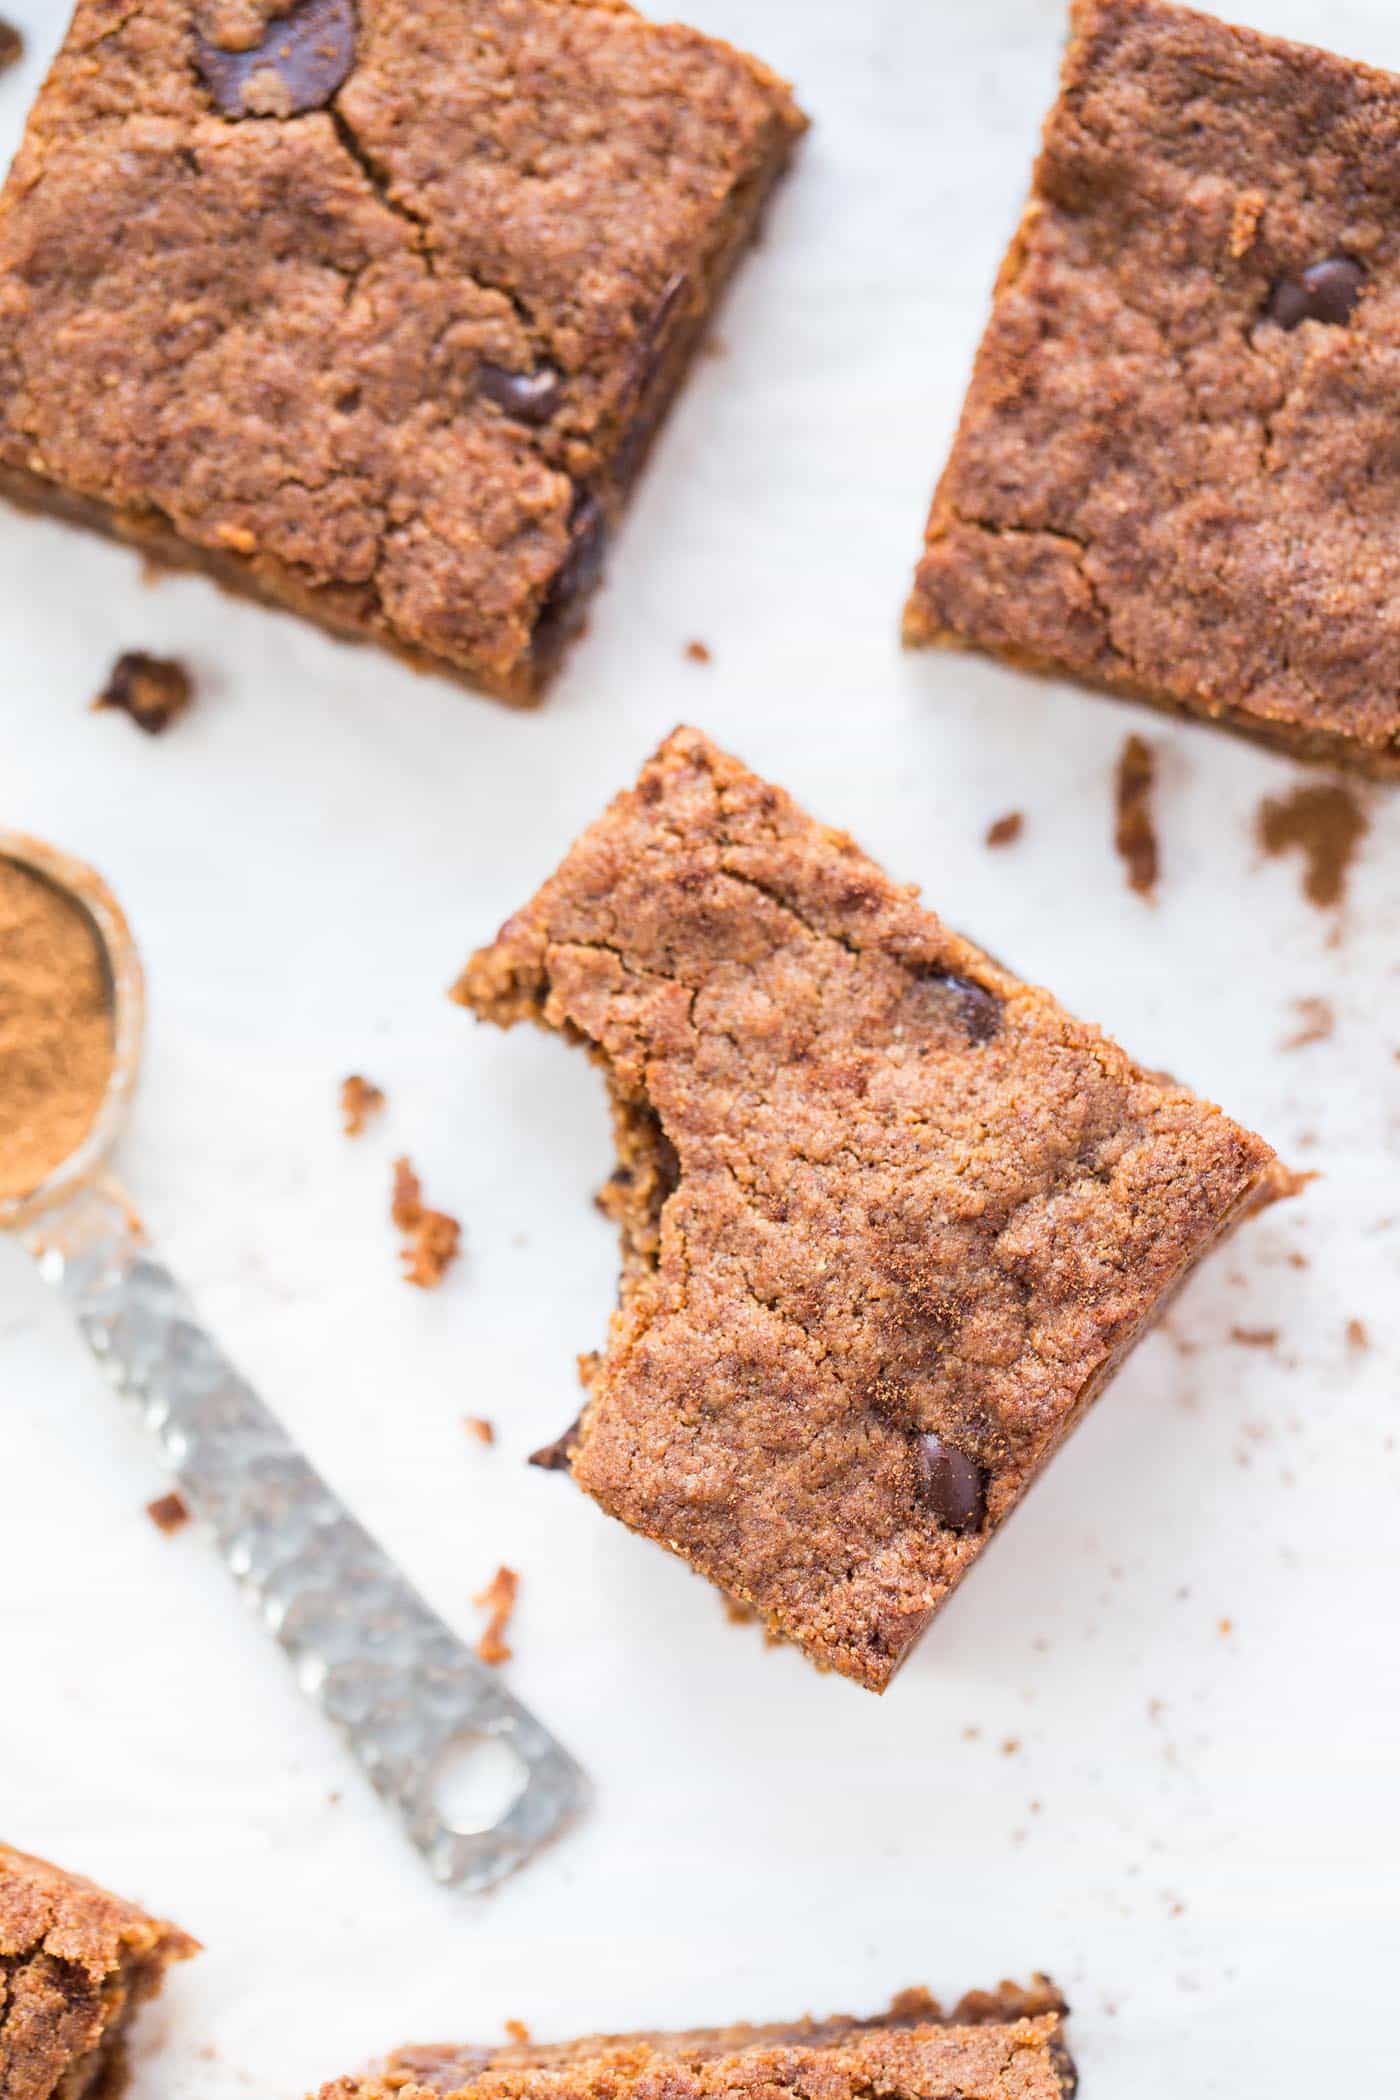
24;1178;587;1891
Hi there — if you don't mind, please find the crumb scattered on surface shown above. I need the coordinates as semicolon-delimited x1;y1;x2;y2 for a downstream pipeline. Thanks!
1218;1617;1234;1637
1114;734;1159;896
474;1565;519;1665
464;1415;495;1446
528;1418;581;1472
1001;1737;1022;1756
1230;1326;1279;1350
1282;997;1334;1051
391;1156;461;1288
340;1074;385;1137
684;640;712;664
504;2022;532;2046
1346;1319;1369;1351
93;651;193;735
0;18;22;72
1257;782;1368;909
985;810;1024;849
146;1490;190;1535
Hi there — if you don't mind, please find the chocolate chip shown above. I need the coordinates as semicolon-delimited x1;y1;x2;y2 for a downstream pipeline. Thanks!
531;490;609;671
478;362;563;427
902;967;1003;1046
1267;257;1365;331
195;0;357;119
93;652;193;735
916;1435;987;1533
529;1419;582;1473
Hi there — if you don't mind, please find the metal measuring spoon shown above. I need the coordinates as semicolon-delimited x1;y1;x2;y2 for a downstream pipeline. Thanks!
0;832;587;1891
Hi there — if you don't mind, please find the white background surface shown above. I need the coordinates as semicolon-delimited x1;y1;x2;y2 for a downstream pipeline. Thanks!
2;0;1398;2093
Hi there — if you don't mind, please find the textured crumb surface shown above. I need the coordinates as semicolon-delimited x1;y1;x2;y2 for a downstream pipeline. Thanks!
323;1988;1076;2100
456;727;1283;1690
0;0;803;700
906;0;1400;774
0;1841;197;2100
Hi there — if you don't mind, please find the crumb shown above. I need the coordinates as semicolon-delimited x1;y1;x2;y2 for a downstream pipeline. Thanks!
684;640;712;664
0;18;21;72
985;810;1024;849
1281;997;1334;1051
962;1725;981;1742
1346;1318;1369;1351
93;651;193;734
146;1490;190;1535
340;1074;385;1136
391;1156;462;1289
1218;1617;1233;1637
1001;1736;1021;1756
464;1415;495;1445
504;2022;532;2047
474;1565;519;1666
1229;1326;1279;1349
1113;734;1158;896
1257;782;1368;909
723;1595;758;1625
327;1791;341;1806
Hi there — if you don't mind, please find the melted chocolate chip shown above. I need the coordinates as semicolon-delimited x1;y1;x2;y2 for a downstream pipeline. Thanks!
531;490;609;671
195;0;356;118
1267;257;1365;331
916;1435;987;1533
529;1419;582;1473
478;362;563;427
902;967;1003;1046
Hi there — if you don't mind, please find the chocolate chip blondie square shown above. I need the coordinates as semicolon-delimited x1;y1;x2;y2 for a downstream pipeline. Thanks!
323;1986;1077;2100
906;0;1400;773
0;1;803;700
0;1841;196;2099
457;727;1287;1690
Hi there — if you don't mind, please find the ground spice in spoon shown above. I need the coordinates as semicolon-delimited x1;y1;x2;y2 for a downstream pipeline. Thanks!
0;857;114;1201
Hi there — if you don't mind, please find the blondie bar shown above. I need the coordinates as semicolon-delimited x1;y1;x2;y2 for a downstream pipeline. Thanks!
906;0;1400;773
0;1841;196;2100
457;728;1286;1690
0;1;803;701
324;1988;1076;2100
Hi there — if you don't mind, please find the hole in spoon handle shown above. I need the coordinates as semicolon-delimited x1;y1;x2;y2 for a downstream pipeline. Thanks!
23;1178;588;1891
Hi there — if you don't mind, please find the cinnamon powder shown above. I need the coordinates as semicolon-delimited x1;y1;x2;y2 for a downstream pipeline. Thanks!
0;857;113;1201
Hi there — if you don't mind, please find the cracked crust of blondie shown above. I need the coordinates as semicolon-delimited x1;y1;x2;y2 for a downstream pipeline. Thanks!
0;1841;197;2100
905;0;1400;775
455;727;1287;1691
321;1992;1078;2100
374;1983;1072;2092
0;0;803;701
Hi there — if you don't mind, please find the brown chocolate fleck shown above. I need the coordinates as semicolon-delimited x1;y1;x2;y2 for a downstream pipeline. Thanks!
391;1156;461;1288
1257;783;1368;909
0;18;22;73
530;491;609;673
1266;257;1365;332
195;0;357;118
340;1073;384;1136
1114;734;1158;896
529;1418;582;1473
916;1434;987;1533
477;363;563;427
473;1564;519;1665
146;1490;191;1535
94;652;193;735
985;811;1024;849
901;968;1003;1047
